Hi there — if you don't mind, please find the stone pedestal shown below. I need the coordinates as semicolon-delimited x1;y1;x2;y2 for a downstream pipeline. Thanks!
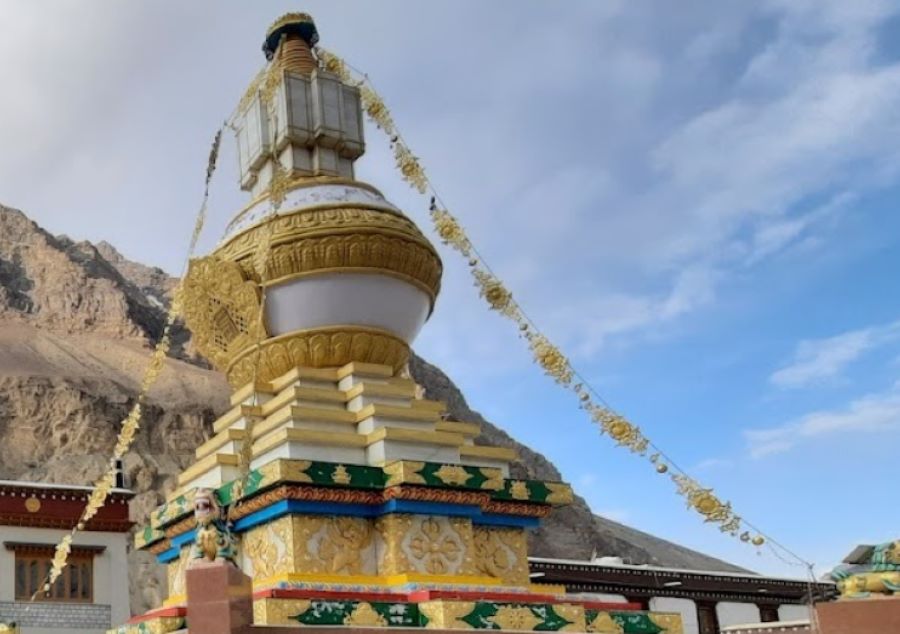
186;561;253;634
816;597;900;633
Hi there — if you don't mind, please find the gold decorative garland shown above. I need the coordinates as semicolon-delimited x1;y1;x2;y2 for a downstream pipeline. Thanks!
314;46;775;552
36;129;225;599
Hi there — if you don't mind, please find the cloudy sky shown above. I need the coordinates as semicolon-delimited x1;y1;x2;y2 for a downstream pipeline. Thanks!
2;0;900;577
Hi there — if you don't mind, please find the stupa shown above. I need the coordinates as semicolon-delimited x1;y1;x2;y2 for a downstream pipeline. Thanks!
115;13;683;634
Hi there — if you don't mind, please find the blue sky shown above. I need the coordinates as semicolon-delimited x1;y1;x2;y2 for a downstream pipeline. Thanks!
1;1;899;578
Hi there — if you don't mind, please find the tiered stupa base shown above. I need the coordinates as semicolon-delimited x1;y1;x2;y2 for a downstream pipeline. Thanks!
116;363;682;633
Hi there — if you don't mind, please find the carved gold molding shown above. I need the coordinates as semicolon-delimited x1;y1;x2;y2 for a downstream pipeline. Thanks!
293;515;376;575
243;516;292;578
226;326;409;387
215;206;442;302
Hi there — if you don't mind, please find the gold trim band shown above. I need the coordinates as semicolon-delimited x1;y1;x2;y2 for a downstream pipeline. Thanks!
225;326;409;387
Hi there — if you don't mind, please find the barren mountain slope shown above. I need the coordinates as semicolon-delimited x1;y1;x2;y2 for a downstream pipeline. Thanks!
0;204;744;615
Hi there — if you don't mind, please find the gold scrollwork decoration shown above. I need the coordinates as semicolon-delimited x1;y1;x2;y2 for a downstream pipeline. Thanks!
318;517;373;574
472;527;529;584
181;255;265;371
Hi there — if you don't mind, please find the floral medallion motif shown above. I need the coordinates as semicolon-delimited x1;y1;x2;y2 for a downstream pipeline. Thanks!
434;464;472;487
489;606;542;631
407;517;464;575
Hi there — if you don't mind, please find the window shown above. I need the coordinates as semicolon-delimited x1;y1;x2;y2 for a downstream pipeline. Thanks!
7;544;100;603
760;605;780;622
697;603;719;634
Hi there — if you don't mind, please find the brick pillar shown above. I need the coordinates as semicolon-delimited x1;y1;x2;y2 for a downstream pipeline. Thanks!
816;598;900;633
185;561;254;634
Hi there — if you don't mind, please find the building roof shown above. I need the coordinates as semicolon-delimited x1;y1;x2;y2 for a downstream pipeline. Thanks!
591;514;751;573
529;557;835;605
0;479;133;496
0;479;134;533
530;556;818;584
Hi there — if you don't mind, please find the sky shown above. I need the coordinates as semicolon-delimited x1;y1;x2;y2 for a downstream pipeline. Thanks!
1;0;899;579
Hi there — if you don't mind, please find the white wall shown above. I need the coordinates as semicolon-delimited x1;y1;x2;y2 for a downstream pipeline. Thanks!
778;604;810;622
0;525;130;633
577;593;629;603
650;597;698;634
716;601;761;628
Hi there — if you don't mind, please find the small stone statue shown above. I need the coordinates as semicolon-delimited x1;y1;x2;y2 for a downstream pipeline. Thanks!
190;488;237;566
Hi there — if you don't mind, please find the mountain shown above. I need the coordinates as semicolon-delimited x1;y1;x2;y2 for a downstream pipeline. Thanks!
0;204;744;614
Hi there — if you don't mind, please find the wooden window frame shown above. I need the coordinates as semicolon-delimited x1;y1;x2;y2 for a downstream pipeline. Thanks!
696;602;720;634
8;543;102;604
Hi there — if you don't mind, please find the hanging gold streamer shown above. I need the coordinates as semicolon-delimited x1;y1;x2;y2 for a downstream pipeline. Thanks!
34;128;224;600
313;46;773;551
231;59;289;509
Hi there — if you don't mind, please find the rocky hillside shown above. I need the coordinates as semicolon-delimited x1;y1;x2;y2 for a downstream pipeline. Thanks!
0;204;743;614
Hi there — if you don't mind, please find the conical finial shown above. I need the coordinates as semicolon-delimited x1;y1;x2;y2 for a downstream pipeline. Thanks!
263;12;319;60
262;12;319;75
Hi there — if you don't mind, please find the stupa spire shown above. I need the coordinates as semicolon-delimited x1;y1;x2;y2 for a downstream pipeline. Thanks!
263;12;319;74
232;12;364;197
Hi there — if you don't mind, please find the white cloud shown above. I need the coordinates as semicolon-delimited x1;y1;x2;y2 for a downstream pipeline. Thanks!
770;320;900;388
693;458;733;471
2;1;900;377
746;381;900;457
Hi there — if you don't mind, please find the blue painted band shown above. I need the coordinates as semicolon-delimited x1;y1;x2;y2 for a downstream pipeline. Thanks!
156;499;539;563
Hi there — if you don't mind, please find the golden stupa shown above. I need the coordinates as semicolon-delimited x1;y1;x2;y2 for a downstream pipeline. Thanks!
183;12;441;388
117;13;682;634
